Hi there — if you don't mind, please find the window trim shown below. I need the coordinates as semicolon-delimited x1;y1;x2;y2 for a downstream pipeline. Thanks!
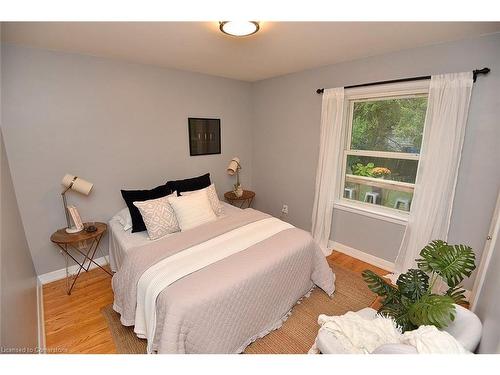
335;80;430;222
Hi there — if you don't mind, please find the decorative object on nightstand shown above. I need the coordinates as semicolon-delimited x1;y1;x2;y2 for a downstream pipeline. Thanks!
50;222;111;295
227;156;243;197
224;190;255;209
61;174;93;233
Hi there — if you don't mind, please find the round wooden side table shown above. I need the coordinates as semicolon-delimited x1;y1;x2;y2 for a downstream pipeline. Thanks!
50;222;110;294
224;190;255;209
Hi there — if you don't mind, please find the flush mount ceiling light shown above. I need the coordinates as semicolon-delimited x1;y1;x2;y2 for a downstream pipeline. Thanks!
219;21;260;37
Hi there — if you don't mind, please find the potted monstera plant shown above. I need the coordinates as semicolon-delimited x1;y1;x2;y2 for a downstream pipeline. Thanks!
362;240;476;332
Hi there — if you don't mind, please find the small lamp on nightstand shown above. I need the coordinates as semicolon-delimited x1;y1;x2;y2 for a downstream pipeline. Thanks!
61;174;93;233
227;157;243;197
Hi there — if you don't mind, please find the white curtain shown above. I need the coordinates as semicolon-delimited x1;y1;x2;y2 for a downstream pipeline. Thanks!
311;87;345;255
395;72;473;273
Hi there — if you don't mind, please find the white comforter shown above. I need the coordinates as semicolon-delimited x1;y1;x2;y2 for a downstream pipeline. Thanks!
134;217;293;353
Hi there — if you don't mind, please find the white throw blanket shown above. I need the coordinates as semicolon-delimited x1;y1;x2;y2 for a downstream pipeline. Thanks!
134;217;293;353
311;312;467;354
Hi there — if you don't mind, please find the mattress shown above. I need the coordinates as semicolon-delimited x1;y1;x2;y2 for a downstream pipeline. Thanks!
108;201;241;272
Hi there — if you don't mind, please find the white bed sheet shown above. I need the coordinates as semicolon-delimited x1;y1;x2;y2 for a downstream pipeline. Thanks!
108;201;241;272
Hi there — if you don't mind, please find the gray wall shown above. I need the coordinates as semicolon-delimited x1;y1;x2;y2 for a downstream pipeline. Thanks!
2;33;499;288
0;128;38;352
251;33;500;287
475;229;500;354
1;44;254;275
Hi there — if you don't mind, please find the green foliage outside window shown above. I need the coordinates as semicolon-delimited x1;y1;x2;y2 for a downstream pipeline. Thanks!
351;97;427;153
352;162;375;177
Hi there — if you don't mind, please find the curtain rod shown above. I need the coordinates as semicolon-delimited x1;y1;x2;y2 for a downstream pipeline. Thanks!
316;67;490;94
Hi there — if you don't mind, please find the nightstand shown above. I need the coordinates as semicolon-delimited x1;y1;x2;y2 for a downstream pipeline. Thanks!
224;190;255;209
50;222;111;294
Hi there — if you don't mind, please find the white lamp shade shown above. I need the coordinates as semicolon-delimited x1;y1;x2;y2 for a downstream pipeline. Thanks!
227;157;241;176
62;174;93;196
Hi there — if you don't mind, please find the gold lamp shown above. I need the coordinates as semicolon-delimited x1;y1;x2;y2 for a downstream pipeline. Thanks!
227;157;243;197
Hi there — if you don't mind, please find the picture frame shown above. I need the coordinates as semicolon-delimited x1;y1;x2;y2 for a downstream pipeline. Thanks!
67;205;84;231
188;117;221;156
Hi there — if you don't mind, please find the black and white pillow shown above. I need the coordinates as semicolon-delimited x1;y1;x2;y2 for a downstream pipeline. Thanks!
121;184;172;233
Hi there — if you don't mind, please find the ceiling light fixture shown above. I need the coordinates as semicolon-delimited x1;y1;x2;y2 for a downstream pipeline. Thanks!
219;21;260;37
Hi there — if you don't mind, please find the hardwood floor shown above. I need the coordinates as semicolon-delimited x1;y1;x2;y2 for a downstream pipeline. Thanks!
42;250;388;354
43;265;116;354
327;251;387;277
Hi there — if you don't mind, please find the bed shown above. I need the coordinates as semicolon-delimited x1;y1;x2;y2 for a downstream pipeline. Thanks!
110;203;335;354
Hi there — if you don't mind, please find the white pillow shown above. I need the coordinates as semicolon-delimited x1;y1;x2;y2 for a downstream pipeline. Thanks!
133;192;179;240
181;183;224;216
113;208;133;231
168;190;217;231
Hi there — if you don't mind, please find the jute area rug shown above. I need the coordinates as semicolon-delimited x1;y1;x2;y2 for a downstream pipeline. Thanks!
101;264;376;354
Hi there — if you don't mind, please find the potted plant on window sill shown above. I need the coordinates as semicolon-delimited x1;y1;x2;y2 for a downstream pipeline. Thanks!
362;240;476;332
372;167;391;180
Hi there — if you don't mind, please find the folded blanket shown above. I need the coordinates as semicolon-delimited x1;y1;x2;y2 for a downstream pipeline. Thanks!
402;325;467;354
311;311;467;354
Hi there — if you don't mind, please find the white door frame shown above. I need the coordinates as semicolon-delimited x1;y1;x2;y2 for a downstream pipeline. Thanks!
470;189;500;311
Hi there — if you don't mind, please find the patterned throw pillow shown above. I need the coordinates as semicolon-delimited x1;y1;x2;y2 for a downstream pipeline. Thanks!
180;183;224;216
133;192;179;240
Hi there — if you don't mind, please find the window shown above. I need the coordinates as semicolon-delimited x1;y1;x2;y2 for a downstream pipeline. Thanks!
338;82;429;220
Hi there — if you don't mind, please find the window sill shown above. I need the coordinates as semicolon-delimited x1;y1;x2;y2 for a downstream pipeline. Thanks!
333;200;409;226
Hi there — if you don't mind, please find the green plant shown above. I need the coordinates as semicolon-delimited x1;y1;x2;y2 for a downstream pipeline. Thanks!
362;240;476;332
352;162;375;177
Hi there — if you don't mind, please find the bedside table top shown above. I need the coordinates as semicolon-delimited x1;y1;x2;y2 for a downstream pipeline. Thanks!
224;190;255;201
50;222;107;244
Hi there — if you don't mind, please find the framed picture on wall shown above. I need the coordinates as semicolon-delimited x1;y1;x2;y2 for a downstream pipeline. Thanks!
188;117;221;156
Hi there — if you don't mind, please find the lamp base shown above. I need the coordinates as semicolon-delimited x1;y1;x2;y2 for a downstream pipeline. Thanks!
65;226;83;234
233;185;244;197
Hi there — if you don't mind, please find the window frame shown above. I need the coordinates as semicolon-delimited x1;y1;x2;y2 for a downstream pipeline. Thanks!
334;80;430;224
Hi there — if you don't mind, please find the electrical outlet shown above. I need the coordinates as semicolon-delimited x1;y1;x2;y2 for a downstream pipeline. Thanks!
281;204;288;215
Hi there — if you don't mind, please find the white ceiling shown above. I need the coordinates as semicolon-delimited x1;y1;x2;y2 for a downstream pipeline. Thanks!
2;22;499;82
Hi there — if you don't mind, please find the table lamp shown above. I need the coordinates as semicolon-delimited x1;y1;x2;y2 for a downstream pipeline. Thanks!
227;157;243;197
61;174;93;233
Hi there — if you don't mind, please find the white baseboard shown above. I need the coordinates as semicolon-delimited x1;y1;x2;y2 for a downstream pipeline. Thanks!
329;240;395;272
37;256;108;285
36;279;46;353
